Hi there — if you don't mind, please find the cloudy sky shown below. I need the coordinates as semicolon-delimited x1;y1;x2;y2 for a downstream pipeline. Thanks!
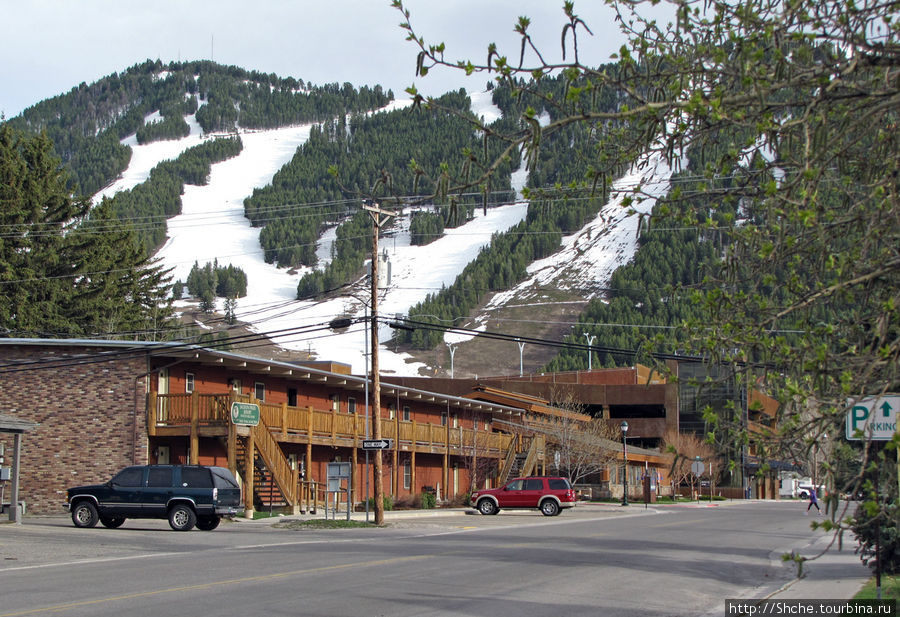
0;0;656;118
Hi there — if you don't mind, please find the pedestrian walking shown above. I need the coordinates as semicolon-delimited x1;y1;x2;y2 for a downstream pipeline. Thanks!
806;486;821;515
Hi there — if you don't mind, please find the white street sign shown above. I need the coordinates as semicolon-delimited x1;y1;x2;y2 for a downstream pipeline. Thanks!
845;395;900;441
362;439;393;450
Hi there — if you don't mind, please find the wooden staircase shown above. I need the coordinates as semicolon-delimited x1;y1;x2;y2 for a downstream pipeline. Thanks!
498;434;541;484
234;420;297;511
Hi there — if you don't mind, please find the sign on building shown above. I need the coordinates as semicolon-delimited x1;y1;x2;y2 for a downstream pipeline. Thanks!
845;396;900;441
230;402;260;426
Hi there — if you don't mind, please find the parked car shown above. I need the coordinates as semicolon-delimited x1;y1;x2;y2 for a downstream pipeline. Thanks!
797;483;826;500
470;476;577;516
66;465;243;531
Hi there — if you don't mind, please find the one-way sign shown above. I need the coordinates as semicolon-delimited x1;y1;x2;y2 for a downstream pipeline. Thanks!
362;439;393;450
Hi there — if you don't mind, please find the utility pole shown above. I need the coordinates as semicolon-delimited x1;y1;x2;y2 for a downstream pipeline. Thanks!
363;201;393;525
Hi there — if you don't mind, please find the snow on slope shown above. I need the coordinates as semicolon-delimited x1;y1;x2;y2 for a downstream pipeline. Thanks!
485;146;679;313
100;94;528;375
100;92;676;376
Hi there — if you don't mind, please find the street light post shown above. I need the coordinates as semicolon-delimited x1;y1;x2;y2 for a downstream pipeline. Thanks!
583;333;596;370
621;420;629;506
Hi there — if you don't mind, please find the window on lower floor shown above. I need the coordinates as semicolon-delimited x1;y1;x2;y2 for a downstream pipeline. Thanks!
403;460;411;490
185;372;194;394
348;397;356;413
254;381;265;401
402;406;411;421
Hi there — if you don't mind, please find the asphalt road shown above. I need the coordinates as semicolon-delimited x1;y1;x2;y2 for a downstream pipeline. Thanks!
0;501;836;617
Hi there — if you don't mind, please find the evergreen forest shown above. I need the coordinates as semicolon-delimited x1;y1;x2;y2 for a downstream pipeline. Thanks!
7;59;391;196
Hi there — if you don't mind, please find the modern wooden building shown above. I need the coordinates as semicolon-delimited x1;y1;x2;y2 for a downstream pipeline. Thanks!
0;339;546;515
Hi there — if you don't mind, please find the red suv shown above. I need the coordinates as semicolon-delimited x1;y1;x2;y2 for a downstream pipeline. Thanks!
471;476;576;516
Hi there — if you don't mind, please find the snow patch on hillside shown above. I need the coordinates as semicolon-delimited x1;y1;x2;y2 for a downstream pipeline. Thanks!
92;92;676;377
485;146;680;311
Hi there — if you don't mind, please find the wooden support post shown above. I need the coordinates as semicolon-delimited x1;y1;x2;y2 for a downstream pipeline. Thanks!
244;432;255;518
281;402;288;439
411;450;416;495
330;403;336;445
227;420;236;477
292;461;300;515
444;417;450;496
189;391;199;465
351;445;358;505
305;442;312;500
147;391;157;437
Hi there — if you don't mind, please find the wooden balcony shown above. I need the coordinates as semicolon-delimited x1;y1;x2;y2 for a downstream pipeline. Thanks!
147;392;512;458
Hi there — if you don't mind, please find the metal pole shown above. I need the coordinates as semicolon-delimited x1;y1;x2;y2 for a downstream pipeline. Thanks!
448;344;457;379
583;333;596;370
517;340;525;376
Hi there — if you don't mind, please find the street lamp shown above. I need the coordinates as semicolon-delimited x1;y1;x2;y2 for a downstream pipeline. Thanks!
621;420;629;506
583;333;596;370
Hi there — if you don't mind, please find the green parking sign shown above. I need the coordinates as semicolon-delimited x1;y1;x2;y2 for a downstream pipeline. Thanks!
845;396;900;441
230;402;260;426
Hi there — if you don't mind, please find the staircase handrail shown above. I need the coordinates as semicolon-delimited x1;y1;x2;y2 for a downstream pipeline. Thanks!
520;435;541;477
249;420;296;506
498;434;520;484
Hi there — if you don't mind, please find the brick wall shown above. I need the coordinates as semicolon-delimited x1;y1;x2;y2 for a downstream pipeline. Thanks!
0;344;149;514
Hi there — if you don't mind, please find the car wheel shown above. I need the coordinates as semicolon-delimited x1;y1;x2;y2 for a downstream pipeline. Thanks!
100;516;125;529
168;504;197;531
71;501;99;528
540;500;560;517
478;499;498;516
196;515;220;531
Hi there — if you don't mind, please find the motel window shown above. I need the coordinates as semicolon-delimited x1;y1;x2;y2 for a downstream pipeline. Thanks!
229;378;241;393
388;404;396;420
402;406;411;422
185;372;195;394
348;397;356;414
452;413;459;428
330;394;340;411
485;418;490;430
288;388;298;407
254;382;265;402
441;411;448;426
403;460;411;490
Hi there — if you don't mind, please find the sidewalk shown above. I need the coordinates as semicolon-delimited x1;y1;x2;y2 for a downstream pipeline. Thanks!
766;533;871;600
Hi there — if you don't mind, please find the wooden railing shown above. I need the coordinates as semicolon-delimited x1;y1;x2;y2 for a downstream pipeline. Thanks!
155;393;232;424
250;421;296;506
520;435;543;477
498;434;520;484
151;393;513;455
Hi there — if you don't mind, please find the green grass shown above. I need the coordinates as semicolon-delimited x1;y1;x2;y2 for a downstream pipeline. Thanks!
273;519;378;530
251;510;284;520
854;575;900;601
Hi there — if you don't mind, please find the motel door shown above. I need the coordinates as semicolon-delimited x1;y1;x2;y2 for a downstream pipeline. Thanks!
157;368;169;423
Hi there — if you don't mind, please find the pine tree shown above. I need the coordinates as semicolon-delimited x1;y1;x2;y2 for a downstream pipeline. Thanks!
0;124;175;337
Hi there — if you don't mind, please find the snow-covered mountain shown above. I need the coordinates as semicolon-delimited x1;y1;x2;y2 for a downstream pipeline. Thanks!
97;92;674;377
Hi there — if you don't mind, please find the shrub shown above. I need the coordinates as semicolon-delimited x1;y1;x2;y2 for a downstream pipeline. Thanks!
365;495;394;511
421;492;436;509
852;501;900;575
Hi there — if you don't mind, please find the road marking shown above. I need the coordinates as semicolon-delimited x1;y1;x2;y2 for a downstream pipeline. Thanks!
0;554;431;617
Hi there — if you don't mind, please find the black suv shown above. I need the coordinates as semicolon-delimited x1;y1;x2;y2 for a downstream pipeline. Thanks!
66;465;243;531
